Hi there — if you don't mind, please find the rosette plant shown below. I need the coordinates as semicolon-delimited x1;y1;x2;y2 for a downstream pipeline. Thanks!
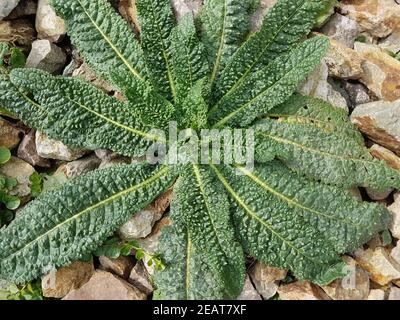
0;0;399;300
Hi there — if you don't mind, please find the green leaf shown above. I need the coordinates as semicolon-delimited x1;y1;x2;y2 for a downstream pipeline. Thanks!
233;161;391;253
265;94;364;144
169;14;208;103
10;68;163;157
154;222;229;299
210;164;349;285
209;36;329;128
213;0;331;102
0;192;20;210
0;73;48;130
0;43;9;66
168;165;245;298
199;0;255;86
254;118;400;189
136;0;176;101
0;164;175;283
49;0;149;93
29;172;43;198
0;147;11;165
9;48;26;69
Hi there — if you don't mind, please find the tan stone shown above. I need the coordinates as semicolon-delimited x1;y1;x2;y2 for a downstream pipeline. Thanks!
17;130;50;168
341;0;400;38
118;0;140;33
325;38;363;79
370;144;400;170
0;119;21;149
354;42;400;102
321;256;370;300
63;270;146;300
388;286;400;300
128;261;154;296
249;262;287;299
278;281;330;300
0;156;35;197
72;62;114;93
355;247;400;286
351;100;400;156
367;289;385;300
99;256;134;280
388;193;400;240
36;0;66;42
237;275;262;300
42;261;94;298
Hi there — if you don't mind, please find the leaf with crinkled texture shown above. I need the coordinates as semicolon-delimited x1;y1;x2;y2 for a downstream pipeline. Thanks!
0;164;175;284
214;0;331;102
50;0;149;93
199;0;255;86
176;79;208;129
266;94;364;144
170;165;245;298
234;161;390;253
10;69;163;157
255;119;400;189
154;222;228;300
0;72;47;129
209;37;329;128
211;164;348;285
170;14;208;103
136;0;176;100
0;43;9;66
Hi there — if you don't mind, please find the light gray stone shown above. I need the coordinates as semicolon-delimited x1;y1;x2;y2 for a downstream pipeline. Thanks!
61;155;101;179
367;289;385;300
26;39;67;74
388;286;400;300
389;193;400;240
321;13;359;48
35;131;87;161
171;0;203;21
237;275;262;300
344;82;372;107
128;261;154;296
0;0;20;20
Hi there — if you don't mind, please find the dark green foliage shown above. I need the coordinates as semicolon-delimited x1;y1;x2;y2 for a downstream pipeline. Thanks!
0;0;397;300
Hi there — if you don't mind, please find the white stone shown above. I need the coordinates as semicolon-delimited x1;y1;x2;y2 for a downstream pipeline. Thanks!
321;13;359;48
367;289;385;300
389;194;400;240
36;0;66;42
0;0;20;20
388;286;400;300
35;131;87;161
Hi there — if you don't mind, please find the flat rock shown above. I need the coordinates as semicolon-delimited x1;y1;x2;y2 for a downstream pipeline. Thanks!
325;38;363;79
370;144;400;170
354;42;400;102
128;261;154;296
26;39;67;74
299;61;348;111
63;270;146;300
379;30;400;54
341;0;400;38
367;289;386;300
0;19;35;49
388;286;400;300
351;100;400;155
99;256;134;280
388;193;400;240
391;241;400;264
42;261;94;299
0;118;21;149
321;256;370;300
321;13;359;48
119;189;173;240
99;156;131;169
0;156;35;197
0;0;20;20
249;261;287;300
237;275;262;300
35;131;87;161
58;155;101;179
36;0;66;42
354;247;400;286
17;130;50;167
278;281;330;300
